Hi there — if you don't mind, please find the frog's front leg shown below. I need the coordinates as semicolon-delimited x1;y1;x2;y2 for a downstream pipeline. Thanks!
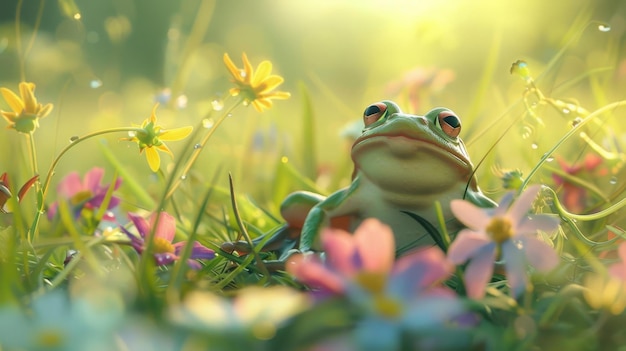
298;184;360;253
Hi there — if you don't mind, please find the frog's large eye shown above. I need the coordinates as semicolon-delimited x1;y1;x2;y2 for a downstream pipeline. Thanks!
437;110;461;138
363;102;387;127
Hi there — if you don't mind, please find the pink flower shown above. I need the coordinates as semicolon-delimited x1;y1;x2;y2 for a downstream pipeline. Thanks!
287;219;462;330
447;185;560;298
47;167;121;220
552;154;604;213
123;211;214;269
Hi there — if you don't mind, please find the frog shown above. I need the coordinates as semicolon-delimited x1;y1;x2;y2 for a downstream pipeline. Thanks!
222;100;496;261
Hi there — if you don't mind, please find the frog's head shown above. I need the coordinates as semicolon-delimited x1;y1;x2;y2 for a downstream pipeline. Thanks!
351;100;478;195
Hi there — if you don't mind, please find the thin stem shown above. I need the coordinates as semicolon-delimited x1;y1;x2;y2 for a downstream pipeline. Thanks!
15;0;25;81
24;0;46;58
521;100;626;190
165;97;243;198
26;132;39;191
29;127;142;240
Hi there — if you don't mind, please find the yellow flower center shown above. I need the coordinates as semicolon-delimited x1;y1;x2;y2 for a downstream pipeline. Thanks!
486;217;514;244
373;295;403;319
355;272;387;295
153;237;175;254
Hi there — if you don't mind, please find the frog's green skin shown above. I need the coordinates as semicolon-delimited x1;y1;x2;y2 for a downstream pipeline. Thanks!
224;101;496;259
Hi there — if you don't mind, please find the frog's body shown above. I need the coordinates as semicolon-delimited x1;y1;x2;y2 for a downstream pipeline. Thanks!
223;101;496;259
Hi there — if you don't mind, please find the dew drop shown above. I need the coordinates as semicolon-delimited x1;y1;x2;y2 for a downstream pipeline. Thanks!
562;108;570;114
227;113;233;118
546;156;554;162
531;143;538;150
89;79;103;89
202;118;214;129
598;23;611;32
69;136;79;143
211;99;224;111
571;117;583;127
242;100;250;107
521;125;533;139
610;176;618;185
180;174;188;180
128;131;137;137
193;143;201;149
73;13;82;20
239;69;247;78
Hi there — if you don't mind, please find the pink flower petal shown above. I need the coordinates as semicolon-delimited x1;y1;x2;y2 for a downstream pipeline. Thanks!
174;241;216;260
286;254;345;294
389;247;452;297
463;243;497;299
354;219;395;274
322;228;357;276
507;185;540;226
494;191;515;216
447;230;492;265
618;242;626;263
83;167;104;192
151;212;176;242
515;215;559;236
502;240;529;297
450;200;491;230
609;263;626;281
521;236;559;272
57;172;83;198
128;212;151;238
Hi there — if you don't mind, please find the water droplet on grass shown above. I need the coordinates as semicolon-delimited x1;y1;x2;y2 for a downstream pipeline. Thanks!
180;174;188;180
598;23;611;32
202;119;214;129
610;176;618;185
69;136;79;143
193;144;201;149
90;79;103;89
571;117;583;127
211;99;224;111
128;131;136;137
531;143;538;149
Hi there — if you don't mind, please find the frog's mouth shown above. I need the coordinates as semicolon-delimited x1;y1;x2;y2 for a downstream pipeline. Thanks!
353;132;471;170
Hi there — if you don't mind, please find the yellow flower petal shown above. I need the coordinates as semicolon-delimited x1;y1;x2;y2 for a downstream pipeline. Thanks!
39;103;53;119
19;82;37;114
252;61;272;87
257;76;284;94
159;126;193;141
150;103;159;123
242;53;253;82
156;143;174;157
223;53;242;81
145;147;161;172
0;87;25;113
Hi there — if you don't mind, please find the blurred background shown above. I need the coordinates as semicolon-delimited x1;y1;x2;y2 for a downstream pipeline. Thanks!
0;0;625;208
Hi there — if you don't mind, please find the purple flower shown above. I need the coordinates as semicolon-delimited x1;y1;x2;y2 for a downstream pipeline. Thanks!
447;185;560;298
124;211;215;269
48;167;121;220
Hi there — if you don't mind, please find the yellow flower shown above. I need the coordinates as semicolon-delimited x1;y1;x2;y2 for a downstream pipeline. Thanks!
123;104;193;172
223;53;290;112
0;82;53;133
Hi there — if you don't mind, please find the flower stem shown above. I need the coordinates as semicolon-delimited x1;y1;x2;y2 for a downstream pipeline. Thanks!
165;97;243;198
29;127;142;241
26;132;39;191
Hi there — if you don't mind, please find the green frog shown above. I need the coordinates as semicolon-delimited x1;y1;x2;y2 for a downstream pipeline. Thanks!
223;101;496;260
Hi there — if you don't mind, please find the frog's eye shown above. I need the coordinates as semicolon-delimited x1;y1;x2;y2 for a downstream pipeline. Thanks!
437;110;461;138
363;102;387;127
